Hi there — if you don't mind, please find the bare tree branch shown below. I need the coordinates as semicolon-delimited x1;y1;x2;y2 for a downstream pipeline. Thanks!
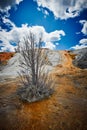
18;32;54;103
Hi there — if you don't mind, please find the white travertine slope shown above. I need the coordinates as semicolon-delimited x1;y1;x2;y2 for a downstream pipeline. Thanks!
0;50;62;78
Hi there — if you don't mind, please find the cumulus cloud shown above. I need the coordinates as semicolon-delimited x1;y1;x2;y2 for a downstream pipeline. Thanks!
71;38;87;50
0;19;65;51
71;20;87;50
71;44;87;50
37;7;49;18
45;42;56;50
44;30;65;42
79;20;87;35
0;0;23;11
79;38;87;44
34;0;87;19
2;16;16;28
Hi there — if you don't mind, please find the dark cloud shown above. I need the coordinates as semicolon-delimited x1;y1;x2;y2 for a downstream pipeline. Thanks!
0;0;15;10
35;0;87;19
63;0;72;6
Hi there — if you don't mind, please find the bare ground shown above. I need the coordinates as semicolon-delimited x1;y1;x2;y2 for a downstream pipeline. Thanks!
0;51;87;130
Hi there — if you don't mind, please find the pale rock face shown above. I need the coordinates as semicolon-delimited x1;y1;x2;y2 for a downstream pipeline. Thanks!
0;48;87;80
0;50;62;78
72;48;87;69
47;50;62;66
0;48;87;79
0;53;21;78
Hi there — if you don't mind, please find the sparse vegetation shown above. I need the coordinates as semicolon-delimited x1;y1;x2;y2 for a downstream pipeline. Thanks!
18;32;53;102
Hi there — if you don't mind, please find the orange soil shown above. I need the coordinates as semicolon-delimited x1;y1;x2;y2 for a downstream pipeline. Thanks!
0;52;15;63
0;51;87;130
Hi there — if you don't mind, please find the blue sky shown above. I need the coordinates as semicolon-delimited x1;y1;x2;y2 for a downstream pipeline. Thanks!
0;0;87;51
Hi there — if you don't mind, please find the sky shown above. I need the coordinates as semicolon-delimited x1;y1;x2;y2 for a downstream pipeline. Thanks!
0;0;87;52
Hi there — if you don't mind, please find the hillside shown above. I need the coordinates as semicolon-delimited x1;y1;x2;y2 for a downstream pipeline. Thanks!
71;48;87;69
0;52;15;63
0;50;62;78
0;49;87;130
0;49;81;78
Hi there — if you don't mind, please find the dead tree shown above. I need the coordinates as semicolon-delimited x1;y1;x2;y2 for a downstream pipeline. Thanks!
15;41;20;53
18;32;53;102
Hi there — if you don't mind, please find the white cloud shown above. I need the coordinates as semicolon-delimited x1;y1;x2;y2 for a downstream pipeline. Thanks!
55;43;59;46
37;7;41;11
79;20;87;35
29;26;65;49
2;17;16;28
71;38;87;50
71;20;87;50
34;0;87;19
0;20;65;51
45;42;56;50
44;30;65;42
44;10;49;16
0;24;30;52
71;44;87;50
79;38;87;44
37;7;49;18
0;0;23;12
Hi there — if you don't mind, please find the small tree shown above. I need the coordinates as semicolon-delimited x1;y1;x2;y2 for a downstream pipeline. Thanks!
18;32;53;102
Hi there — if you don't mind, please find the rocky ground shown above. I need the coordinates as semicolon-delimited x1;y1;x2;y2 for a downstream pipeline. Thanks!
0;50;87;130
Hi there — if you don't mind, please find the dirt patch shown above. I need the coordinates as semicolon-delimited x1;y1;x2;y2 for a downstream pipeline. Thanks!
0;51;87;130
0;69;87;130
0;52;15;62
